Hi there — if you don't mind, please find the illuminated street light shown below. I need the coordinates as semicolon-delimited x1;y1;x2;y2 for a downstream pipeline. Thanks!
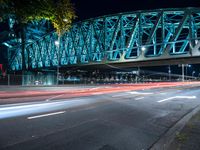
141;46;146;51
63;19;68;22
55;41;59;46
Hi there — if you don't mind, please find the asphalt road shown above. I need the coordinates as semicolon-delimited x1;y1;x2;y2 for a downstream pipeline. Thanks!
0;84;200;150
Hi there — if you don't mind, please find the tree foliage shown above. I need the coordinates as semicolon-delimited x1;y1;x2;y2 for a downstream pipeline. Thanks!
0;0;76;34
28;0;76;35
0;0;76;71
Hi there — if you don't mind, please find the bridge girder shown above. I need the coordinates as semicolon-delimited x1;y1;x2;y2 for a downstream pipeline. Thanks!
10;8;200;70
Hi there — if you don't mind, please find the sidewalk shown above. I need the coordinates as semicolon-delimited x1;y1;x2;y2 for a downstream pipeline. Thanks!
168;110;200;150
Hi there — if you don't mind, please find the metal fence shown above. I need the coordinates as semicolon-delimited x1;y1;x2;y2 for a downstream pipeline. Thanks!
0;75;22;85
0;70;199;86
0;74;57;86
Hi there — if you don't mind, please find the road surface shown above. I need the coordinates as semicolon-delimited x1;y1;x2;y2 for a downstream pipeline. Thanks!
0;83;200;150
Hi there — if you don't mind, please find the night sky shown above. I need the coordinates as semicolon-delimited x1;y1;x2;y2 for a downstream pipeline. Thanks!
72;0;200;21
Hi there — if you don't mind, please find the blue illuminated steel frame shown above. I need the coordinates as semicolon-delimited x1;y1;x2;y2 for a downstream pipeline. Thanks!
10;8;200;70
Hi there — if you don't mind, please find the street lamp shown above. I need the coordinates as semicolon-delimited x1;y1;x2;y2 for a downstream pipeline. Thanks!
185;64;192;81
63;19;68;22
168;66;171;81
141;46;146;51
192;71;195;78
55;40;60;85
55;41;59;46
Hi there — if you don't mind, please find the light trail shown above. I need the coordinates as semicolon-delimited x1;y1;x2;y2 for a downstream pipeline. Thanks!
0;99;91;119
45;94;65;101
92;92;104;95
127;91;153;95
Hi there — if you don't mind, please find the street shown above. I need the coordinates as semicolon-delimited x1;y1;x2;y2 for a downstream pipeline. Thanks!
0;83;200;150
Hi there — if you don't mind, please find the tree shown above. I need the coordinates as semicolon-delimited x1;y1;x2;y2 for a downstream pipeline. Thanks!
29;0;76;85
0;0;76;70
30;0;76;36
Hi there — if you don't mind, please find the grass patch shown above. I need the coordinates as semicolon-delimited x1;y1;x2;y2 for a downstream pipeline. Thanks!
193;113;200;121
176;133;187;143
186;122;195;129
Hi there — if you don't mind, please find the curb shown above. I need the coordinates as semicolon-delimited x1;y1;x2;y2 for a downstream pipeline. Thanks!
149;104;200;150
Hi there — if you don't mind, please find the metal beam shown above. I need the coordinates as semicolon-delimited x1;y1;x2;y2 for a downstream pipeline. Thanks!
9;8;200;71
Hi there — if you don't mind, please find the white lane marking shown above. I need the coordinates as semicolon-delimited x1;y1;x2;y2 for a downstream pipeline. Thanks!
135;97;144;100
127;91;153;95
160;93;167;95
27;111;66;120
112;93;130;97
158;96;196;103
45;94;64;101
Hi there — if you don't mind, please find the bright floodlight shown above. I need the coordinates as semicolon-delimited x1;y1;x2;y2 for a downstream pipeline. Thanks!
55;41;59;46
141;46;146;51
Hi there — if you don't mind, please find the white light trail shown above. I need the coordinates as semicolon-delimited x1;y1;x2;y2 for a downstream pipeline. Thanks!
127;91;153;95
0;98;91;119
92;92;104;95
46;94;64;101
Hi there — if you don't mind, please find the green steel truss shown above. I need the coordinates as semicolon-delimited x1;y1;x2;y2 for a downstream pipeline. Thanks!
10;8;200;70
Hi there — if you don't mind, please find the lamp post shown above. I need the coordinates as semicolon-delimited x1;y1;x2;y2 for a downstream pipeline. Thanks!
178;64;184;82
192;71;195;78
55;40;60;85
182;64;185;82
168;65;171;81
55;19;68;86
141;46;146;52
186;64;191;81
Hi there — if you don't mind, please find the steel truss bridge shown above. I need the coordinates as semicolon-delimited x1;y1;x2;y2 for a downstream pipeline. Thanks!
10;8;200;70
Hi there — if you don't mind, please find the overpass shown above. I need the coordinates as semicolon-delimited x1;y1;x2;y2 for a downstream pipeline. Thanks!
9;8;200;70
